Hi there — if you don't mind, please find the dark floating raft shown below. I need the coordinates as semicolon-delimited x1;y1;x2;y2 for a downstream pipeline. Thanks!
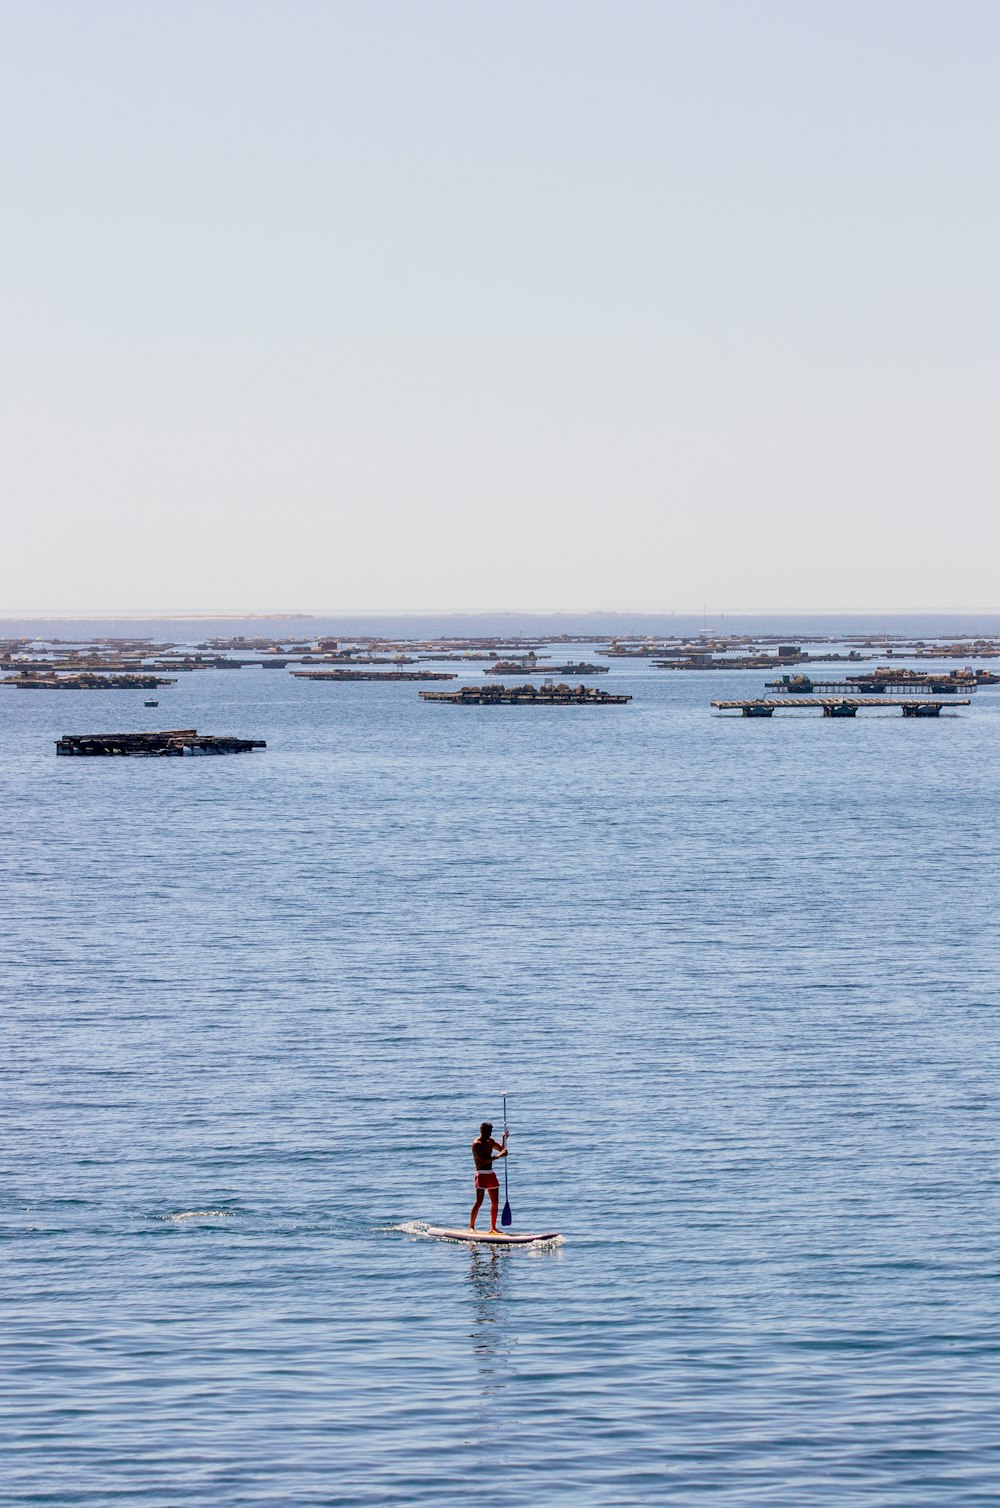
3;673;177;690
484;660;609;676
291;669;456;682
56;729;266;756
421;682;632;705
712;698;971;718
766;673;976;695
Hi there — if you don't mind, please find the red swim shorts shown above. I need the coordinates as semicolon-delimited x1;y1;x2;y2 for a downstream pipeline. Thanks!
474;1170;499;1191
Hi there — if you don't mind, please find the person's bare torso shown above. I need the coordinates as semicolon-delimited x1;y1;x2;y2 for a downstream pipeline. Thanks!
472;1137;501;1171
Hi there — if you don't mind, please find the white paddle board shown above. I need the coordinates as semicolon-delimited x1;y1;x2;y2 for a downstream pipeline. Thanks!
426;1226;559;1245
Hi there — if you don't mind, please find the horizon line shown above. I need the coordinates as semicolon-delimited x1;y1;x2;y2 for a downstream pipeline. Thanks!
3;608;1000;623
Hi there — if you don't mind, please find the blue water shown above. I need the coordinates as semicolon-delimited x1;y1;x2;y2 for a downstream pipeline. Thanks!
4;641;1000;1504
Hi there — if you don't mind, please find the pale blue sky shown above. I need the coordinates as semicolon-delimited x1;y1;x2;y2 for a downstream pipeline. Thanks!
2;2;997;612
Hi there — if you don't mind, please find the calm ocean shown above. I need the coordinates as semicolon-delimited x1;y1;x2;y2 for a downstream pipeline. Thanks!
4;622;1000;1504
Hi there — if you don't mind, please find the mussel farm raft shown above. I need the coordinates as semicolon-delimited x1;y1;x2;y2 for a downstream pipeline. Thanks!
3;673;177;690
291;669;456;682
712;698;971;718
420;682;631;705
56;729;266;756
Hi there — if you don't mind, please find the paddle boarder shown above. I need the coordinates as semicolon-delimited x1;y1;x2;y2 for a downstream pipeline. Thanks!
469;1121;508;1233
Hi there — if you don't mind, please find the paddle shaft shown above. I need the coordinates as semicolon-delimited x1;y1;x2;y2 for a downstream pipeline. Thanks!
501;1095;512;1225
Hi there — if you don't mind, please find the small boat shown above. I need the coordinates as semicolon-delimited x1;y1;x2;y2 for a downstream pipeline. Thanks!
145;700;159;707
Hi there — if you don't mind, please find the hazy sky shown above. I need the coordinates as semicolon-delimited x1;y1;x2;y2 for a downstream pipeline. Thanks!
2;2;998;613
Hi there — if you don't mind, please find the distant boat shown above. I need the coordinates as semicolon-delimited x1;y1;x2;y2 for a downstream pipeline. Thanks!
144;700;158;707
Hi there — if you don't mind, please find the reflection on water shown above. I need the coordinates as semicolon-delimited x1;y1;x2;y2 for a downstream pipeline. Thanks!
467;1247;513;1391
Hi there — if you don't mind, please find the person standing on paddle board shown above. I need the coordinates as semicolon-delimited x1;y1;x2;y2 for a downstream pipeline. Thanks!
469;1121;508;1233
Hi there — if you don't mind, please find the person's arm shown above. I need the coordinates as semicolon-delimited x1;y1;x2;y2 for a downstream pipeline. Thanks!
491;1136;508;1158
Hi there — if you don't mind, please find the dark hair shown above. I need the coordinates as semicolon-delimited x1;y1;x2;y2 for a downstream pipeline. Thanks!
480;1121;493;1137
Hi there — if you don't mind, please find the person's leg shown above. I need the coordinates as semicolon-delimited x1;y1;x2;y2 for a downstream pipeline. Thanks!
469;1188;485;1229
488;1187;500;1232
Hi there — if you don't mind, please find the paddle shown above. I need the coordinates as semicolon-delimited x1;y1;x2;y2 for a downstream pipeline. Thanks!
501;1093;512;1226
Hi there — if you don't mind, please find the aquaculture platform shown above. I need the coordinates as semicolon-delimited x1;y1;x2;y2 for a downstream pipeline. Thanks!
486;661;608;676
3;673;177;690
421;682;631;705
56;729;266;756
291;670;456;682
766;674;975;695
713;698;971;718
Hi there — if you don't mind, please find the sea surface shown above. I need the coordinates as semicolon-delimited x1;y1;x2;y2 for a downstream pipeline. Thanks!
4;630;1000;1505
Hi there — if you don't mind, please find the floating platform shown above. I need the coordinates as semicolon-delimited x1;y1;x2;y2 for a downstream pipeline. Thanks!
291;670;456;682
486;661;608;676
421;682;632;705
3;673;177;690
767;675;974;695
485;659;549;675
713;698;971;718
56;729;266;756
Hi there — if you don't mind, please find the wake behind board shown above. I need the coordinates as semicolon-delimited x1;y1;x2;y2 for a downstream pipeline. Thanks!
427;1226;559;1245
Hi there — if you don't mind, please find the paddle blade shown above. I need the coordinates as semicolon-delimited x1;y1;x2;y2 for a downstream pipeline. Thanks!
501;1198;512;1227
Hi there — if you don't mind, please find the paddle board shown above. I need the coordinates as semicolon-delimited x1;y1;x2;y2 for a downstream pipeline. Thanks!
426;1226;559;1245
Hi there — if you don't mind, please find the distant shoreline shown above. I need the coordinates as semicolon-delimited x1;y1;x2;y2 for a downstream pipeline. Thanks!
5;610;1000;640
